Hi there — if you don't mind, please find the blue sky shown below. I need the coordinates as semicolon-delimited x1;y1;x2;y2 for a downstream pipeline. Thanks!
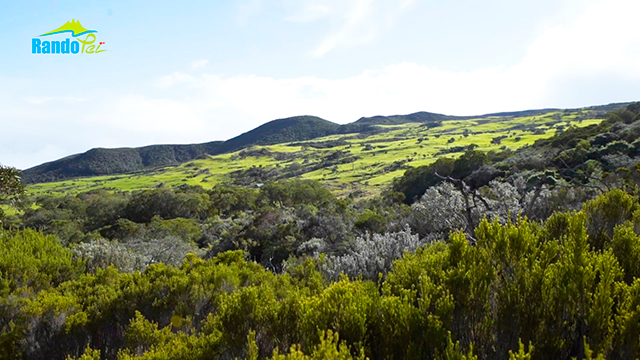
1;0;640;169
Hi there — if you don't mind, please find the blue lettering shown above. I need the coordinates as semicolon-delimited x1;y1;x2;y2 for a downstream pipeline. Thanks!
32;36;103;55
42;41;50;54
51;41;60;54
32;38;41;54
70;41;79;54
61;38;70;54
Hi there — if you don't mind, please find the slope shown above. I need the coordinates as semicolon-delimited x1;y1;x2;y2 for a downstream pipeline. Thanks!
26;108;605;198
22;103;630;185
23;116;339;184
213;116;341;154
23;142;222;184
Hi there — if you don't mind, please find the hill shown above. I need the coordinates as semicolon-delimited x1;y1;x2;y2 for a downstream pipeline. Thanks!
354;111;459;125
26;107;608;198
23;116;341;184
23;142;223;184
5;102;640;360
22;102;632;188
213;115;341;154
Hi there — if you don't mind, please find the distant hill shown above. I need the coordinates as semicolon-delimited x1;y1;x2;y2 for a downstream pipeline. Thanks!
354;104;630;127
23;116;344;183
24;142;222;184
214;116;340;154
355;111;459;125
22;103;634;184
479;109;560;118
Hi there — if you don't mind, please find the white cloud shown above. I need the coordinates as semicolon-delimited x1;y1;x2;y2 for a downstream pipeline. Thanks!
191;59;209;70
156;72;198;88
283;2;331;23
22;96;87;104
86;94;207;135
138;0;640;128
236;0;264;26
284;0;415;57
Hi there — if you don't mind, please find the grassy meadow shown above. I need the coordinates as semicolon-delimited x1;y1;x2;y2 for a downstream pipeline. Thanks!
26;110;602;198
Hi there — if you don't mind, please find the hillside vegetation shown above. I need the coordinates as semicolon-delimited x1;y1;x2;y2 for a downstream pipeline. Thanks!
2;102;640;359
23;142;224;184
26;106;615;198
24;104;627;190
23;116;343;184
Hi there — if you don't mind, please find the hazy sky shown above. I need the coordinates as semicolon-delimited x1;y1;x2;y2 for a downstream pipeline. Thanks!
1;0;640;169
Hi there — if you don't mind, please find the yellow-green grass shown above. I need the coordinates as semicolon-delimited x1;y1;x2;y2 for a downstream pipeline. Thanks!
0;205;18;217
26;111;602;198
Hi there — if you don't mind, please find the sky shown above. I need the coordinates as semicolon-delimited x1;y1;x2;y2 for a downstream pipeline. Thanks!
1;0;640;169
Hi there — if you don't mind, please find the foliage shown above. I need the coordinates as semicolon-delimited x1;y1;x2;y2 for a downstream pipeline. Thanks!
321;226;428;281
124;189;210;223
583;189;639;250
216;116;342;154
0;164;25;223
0;229;81;295
72;238;147;273
410;181;467;236
25;108;606;199
0;165;24;205
23;143;222;184
393;149;487;204
8;103;640;359
2;190;640;359
270;331;366;360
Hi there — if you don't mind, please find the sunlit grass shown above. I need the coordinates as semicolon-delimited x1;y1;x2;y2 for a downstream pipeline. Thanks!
26;110;603;198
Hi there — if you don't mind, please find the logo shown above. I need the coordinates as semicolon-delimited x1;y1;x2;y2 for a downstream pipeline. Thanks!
32;19;106;55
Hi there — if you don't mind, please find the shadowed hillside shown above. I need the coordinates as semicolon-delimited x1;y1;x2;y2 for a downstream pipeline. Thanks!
213;116;341;154
23;116;342;183
22;103;632;185
23;142;223;183
354;111;460;125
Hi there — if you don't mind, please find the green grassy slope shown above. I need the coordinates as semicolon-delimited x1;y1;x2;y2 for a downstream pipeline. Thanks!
23;142;223;184
23;104;627;185
354;111;458;125
27;109;603;199
213;115;341;153
23;116;345;184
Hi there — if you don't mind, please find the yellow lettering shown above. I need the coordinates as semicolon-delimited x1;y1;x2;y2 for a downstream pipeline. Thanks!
77;34;96;53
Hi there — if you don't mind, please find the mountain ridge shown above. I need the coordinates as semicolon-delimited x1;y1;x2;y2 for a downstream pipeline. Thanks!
22;102;630;184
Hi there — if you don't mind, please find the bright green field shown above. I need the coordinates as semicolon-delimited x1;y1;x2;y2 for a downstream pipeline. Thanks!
27;111;602;199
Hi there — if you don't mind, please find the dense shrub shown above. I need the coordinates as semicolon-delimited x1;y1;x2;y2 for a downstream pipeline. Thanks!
72;239;146;273
124;189;210;223
2;190;640;359
411;181;467;236
7;101;640;360
321;226;429;281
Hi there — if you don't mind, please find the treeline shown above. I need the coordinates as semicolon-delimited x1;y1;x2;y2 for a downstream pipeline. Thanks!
5;171;617;279
2;190;640;359
6;180;410;272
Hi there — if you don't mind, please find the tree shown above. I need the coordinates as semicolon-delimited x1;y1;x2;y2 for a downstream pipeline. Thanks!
0;164;25;222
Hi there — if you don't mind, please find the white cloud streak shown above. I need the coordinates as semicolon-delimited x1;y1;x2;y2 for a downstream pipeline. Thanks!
191;59;209;70
147;0;640;124
284;0;415;57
